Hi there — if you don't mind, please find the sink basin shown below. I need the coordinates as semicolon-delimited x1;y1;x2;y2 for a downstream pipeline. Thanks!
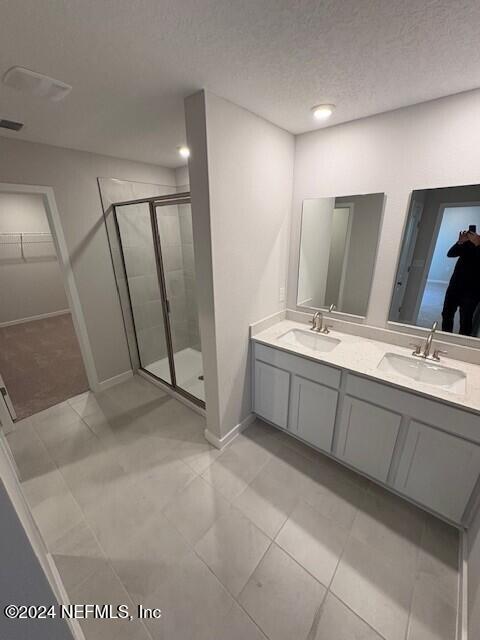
277;329;340;353
377;352;466;394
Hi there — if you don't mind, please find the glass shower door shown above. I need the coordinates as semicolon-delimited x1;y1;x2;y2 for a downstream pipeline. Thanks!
154;202;204;402
115;202;173;385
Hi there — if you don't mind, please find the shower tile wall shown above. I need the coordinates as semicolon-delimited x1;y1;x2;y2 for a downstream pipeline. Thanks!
179;204;201;350
157;205;200;354
118;205;168;367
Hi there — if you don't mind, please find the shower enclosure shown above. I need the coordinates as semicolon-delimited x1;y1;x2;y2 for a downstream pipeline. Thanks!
112;192;204;406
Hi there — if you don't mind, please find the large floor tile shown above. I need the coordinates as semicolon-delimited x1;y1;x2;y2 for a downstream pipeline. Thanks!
416;514;459;608
233;465;298;538
30;486;85;550
195;508;270;596
30;401;81;431
350;485;425;574
35;415;96;459
50;520;108;595
22;467;71;510
239;543;326;640
305;468;365;530
276;500;349;586
56;439;128;511
138;550;236;640
70;563;151;640
133;454;197;509
407;573;457;640
6;424;55;481
314;592;383;640
331;536;414;640
163;476;231;545
109;510;191;600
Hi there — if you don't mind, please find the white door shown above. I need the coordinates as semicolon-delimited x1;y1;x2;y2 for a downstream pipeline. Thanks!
254;361;290;428
0;384;19;479
0;374;16;421
390;199;423;320
395;420;480;522
336;396;402;482
289;376;338;452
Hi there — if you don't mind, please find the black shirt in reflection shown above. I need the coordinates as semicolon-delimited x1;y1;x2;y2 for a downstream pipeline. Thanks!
447;240;480;295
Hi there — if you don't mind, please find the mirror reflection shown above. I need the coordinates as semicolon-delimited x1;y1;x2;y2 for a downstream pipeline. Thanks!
297;193;384;316
390;185;480;337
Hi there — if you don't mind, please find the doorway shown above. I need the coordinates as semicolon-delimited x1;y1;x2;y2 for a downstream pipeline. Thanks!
113;193;205;407
0;190;90;420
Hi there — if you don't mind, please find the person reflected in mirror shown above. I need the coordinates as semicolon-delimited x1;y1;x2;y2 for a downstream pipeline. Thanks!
441;230;480;336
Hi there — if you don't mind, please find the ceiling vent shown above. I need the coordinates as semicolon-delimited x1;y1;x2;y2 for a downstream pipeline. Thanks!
3;66;72;102
0;118;24;131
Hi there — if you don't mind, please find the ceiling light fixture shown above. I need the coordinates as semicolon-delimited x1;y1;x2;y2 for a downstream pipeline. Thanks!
311;104;336;121
178;145;190;159
3;66;72;102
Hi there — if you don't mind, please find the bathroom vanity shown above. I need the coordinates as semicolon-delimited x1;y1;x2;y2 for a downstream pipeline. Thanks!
251;320;480;525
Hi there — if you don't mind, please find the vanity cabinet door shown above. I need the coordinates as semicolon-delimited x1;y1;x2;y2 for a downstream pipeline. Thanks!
253;361;290;428
395;421;480;523
289;376;338;452
337;396;401;483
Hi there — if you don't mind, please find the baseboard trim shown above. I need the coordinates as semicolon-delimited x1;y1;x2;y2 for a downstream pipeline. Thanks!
204;413;256;450
95;369;133;392
458;529;468;640
0;309;70;328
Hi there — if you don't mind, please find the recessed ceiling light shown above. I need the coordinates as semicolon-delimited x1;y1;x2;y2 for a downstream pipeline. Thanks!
311;104;336;120
178;145;190;159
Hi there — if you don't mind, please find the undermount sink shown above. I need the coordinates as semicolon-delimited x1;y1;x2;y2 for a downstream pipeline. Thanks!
278;329;340;353
377;352;466;394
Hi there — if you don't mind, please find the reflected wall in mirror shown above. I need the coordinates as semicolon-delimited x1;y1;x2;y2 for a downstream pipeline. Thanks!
297;193;384;316
389;184;480;338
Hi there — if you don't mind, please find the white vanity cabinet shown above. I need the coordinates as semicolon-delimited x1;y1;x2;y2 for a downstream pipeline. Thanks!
289;376;338;452
253;360;290;428
252;339;480;525
395;421;480;522
336;397;401;483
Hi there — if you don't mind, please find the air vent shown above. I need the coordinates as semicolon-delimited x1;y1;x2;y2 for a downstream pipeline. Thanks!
3;66;72;102
0;119;24;131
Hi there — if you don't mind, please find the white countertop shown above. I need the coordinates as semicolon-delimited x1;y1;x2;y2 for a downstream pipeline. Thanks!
252;319;480;414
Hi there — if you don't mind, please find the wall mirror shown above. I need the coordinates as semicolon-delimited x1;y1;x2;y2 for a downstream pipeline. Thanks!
297;193;385;317
389;184;480;338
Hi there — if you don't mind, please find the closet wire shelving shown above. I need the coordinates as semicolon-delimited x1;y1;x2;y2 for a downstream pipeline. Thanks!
0;232;55;260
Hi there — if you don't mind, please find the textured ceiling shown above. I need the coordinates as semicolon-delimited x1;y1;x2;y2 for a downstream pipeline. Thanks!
1;0;480;168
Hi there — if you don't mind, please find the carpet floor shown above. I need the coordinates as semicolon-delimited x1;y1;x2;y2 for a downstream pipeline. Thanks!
0;313;89;420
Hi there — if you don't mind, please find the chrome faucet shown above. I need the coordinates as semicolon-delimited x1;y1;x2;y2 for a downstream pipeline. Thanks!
311;304;336;333
321;304;336;334
411;321;447;360
311;311;323;332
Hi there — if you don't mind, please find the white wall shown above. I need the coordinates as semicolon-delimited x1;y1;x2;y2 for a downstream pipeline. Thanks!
186;90;294;439
287;89;480;329
0;193;68;324
0;137;176;384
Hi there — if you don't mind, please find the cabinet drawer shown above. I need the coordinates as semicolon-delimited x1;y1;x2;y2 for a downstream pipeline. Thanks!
254;342;340;389
253;360;290;428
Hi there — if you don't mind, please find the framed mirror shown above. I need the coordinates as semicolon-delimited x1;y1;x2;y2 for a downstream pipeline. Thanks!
296;193;385;317
389;184;480;338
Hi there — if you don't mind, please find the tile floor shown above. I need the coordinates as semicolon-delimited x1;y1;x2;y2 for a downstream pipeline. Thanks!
6;375;459;640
